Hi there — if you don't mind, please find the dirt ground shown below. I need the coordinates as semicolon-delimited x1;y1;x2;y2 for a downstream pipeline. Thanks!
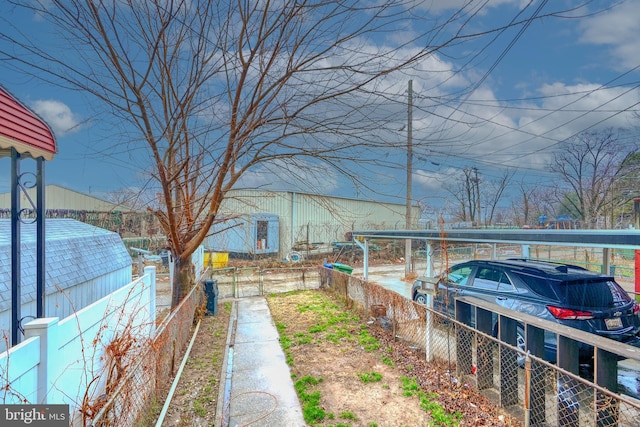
155;289;519;427
267;291;519;427
148;245;634;426
157;302;232;426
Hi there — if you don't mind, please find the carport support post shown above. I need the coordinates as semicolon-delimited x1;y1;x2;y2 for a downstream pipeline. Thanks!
602;248;611;276
594;348;618;427
454;299;473;378
352;238;368;280
476;308;493;390
363;239;369;281
425;242;432;277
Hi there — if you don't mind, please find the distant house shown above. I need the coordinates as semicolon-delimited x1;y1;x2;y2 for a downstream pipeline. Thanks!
0;219;132;351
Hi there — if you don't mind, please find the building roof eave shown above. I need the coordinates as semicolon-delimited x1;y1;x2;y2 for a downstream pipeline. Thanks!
0;85;57;160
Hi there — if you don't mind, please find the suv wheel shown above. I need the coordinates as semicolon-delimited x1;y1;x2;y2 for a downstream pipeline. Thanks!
414;293;428;305
516;326;526;367
492;324;526;367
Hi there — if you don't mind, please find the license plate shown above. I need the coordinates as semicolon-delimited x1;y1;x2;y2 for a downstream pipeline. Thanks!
605;317;623;330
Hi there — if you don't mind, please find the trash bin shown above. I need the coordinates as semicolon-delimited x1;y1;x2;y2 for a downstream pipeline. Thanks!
160;250;171;267
321;263;333;286
332;263;353;274
204;279;218;315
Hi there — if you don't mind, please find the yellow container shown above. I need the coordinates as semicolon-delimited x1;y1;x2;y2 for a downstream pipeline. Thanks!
204;252;229;269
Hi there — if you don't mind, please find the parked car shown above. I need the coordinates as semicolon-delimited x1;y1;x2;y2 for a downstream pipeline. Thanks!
412;258;640;363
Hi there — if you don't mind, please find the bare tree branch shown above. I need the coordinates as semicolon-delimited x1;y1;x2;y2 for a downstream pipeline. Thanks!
0;0;597;304
548;129;638;228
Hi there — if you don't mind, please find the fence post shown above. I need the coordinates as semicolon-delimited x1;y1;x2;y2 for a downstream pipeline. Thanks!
424;294;433;362
23;317;59;404
498;315;518;407
455;299;473;377
233;267;238;298
557;336;580;427
144;266;157;333
526;324;546;426
476;308;493;390
595;348;619;427
260;268;264;295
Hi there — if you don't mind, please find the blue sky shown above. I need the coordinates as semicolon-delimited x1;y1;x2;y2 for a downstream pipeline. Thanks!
1;0;640;214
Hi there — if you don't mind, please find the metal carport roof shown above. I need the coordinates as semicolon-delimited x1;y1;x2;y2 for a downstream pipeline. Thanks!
350;229;640;250
350;228;640;287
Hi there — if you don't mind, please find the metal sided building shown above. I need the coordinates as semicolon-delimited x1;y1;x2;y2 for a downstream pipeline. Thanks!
215;189;421;258
0;184;125;211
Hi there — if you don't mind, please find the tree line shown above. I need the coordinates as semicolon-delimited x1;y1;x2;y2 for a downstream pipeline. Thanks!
433;129;640;229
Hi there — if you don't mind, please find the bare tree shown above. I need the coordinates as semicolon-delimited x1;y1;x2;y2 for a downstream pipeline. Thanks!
482;170;513;226
443;168;477;223
0;1;597;304
608;151;640;227
446;168;512;226
548;129;637;229
511;182;534;227
511;182;559;227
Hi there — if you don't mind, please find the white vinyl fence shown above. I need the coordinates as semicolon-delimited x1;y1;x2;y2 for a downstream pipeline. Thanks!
0;266;157;425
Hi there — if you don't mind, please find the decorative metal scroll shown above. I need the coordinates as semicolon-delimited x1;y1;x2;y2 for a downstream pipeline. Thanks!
16;171;38;224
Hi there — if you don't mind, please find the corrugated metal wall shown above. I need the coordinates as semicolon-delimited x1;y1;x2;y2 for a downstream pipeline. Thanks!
1;186;420;257
219;189;420;257
0;184;123;211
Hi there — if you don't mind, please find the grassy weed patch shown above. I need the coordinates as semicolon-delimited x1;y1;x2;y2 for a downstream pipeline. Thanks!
358;371;383;383
400;376;461;426
294;376;326;424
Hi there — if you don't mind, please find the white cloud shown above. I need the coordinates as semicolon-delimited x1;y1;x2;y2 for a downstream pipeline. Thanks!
30;99;82;137
415;0;520;14
578;0;640;71
234;158;340;194
408;76;640;199
414;168;457;193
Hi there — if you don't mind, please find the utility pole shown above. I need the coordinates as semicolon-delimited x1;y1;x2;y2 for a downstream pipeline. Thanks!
473;167;481;227
405;80;413;277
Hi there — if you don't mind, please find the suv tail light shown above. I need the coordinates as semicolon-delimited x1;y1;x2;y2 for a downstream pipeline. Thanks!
634;303;640;314
547;305;594;320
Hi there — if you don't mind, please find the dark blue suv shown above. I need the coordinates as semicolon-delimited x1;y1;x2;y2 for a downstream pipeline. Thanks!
412;259;640;362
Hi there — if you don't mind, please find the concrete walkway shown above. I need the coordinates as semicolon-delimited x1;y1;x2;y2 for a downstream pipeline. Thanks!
216;296;305;427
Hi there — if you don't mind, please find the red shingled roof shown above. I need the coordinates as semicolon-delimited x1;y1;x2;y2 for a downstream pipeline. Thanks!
0;85;56;160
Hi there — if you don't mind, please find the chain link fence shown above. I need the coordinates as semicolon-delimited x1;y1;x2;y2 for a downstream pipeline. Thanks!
89;261;640;426
320;266;640;427
205;266;322;298
88;265;317;426
91;282;204;426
